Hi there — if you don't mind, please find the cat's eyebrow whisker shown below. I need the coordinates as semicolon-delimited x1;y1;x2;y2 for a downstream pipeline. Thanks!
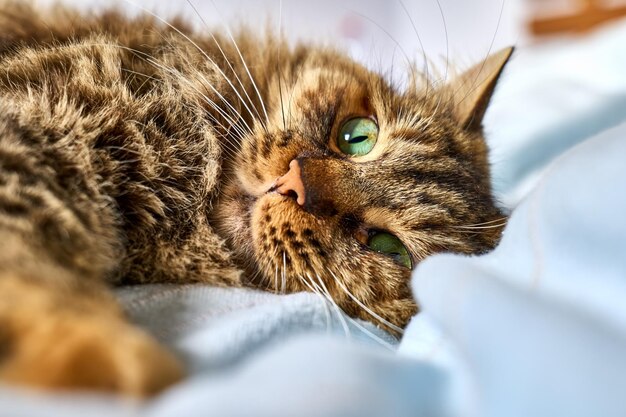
452;223;507;230
435;0;450;85
111;44;252;145
119;64;244;161
184;0;266;127
276;0;287;131
420;0;451;117
398;0;431;100
206;0;271;129
452;0;506;109
146;37;255;137
328;269;404;335
346;9;411;70
121;0;261;134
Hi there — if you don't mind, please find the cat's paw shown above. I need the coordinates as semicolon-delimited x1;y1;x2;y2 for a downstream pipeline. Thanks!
0;311;184;397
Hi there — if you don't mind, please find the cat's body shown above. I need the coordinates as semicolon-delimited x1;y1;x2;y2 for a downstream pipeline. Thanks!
0;3;510;396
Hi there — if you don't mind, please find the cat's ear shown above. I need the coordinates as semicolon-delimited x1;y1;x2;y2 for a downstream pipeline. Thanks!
450;47;514;131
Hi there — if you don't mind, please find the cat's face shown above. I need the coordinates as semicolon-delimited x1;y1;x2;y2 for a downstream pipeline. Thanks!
214;46;512;331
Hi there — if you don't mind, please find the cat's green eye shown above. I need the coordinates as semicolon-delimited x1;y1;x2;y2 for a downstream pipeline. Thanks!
336;117;378;156
368;232;412;269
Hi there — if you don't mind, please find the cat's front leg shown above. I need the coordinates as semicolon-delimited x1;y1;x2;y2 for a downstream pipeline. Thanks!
0;273;184;396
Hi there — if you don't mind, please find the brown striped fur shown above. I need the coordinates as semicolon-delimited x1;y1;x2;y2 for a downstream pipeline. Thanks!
0;2;511;395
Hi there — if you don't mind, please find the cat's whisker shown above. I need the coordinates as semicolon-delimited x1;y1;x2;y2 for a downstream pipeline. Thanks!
281;251;287;295
328;269;404;335
276;0;287;131
452;0;505;109
111;43;252;145
300;275;392;349
311;272;351;339
206;0;271;129
459;217;508;227
120;63;246;162
247;267;264;287
398;0;431;100
452;217;508;230
144;36;255;137
429;1;451;117
308;273;350;338
195;72;254;134
435;0;450;85
452;223;507;230
184;0;265;128
302;273;339;320
346;10;411;70
345;316;396;350
296;274;332;333
121;0;259;135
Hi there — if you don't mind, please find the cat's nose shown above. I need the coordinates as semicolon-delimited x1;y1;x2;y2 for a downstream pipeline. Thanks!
274;159;306;206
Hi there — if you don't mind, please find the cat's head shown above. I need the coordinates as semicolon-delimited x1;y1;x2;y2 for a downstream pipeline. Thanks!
214;44;513;332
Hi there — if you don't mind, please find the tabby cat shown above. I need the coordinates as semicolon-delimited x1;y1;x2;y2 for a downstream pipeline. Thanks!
0;2;511;396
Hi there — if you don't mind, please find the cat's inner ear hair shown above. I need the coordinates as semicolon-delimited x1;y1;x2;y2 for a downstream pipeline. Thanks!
449;46;515;131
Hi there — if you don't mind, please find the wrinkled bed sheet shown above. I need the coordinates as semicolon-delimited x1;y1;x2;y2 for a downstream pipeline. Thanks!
2;17;626;417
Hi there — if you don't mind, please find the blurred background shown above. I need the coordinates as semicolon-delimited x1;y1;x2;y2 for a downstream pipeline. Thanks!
35;0;626;66
39;0;527;68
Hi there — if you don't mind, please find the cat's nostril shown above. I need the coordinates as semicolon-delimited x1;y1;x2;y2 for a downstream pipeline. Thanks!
274;159;306;206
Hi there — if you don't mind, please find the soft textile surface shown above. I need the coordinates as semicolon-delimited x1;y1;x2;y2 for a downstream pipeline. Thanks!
2;18;626;417
485;18;626;207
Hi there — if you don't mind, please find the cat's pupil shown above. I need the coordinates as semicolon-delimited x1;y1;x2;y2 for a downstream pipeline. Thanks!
367;232;412;269
347;135;368;144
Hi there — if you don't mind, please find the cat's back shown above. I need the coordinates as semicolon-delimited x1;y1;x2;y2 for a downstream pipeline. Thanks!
0;2;240;285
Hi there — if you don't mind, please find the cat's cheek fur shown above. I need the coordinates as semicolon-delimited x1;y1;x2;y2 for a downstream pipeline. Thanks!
248;193;417;332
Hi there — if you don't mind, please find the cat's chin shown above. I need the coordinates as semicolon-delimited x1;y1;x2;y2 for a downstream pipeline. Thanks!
212;181;303;269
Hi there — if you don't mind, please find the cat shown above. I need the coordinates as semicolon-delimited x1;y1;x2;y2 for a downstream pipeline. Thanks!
0;2;511;396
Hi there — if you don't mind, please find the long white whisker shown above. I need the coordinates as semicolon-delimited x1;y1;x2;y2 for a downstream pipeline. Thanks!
184;0;265;124
276;0;287;130
111;42;251;145
122;0;260;133
398;0;431;99
119;63;244;160
311;273;351;339
454;0;506;107
150;33;256;136
342;315;395;350
296;275;332;333
328;270;404;334
281;251;287;294
207;0;270;126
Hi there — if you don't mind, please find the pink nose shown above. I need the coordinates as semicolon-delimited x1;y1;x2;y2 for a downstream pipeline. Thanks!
274;159;306;206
